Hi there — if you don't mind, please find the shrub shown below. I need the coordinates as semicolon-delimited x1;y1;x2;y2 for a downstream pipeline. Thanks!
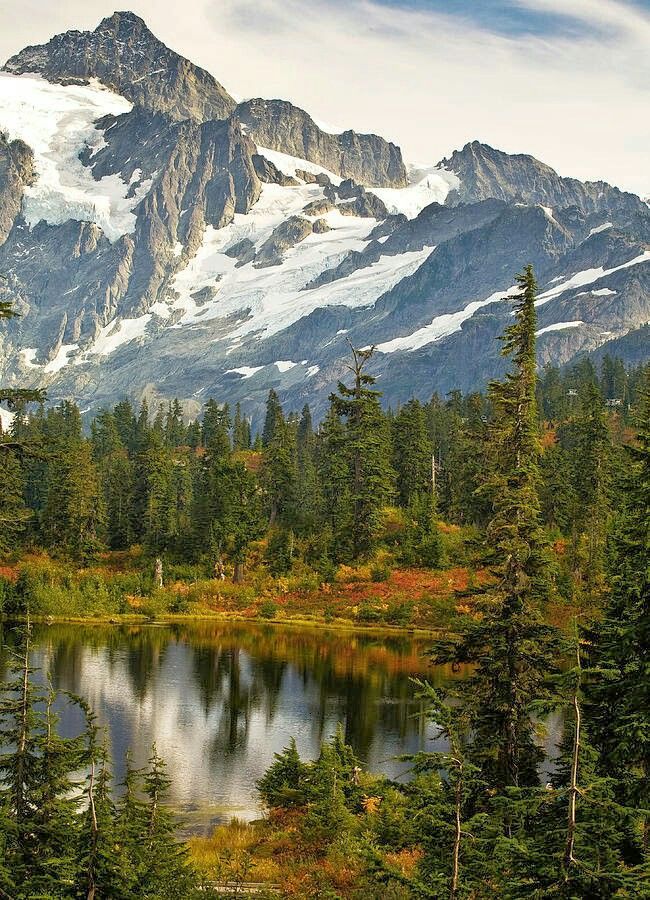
385;601;414;626
370;563;391;583
259;599;278;619
356;602;383;623
256;739;310;809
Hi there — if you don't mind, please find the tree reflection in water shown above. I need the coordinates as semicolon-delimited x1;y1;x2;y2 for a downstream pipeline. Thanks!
2;621;464;824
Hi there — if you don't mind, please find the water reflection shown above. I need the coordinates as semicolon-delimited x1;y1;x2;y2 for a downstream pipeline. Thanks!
1;621;460;824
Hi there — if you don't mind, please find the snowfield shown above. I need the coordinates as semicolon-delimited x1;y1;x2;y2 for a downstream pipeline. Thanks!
535;251;650;305
0;72;152;241
369;163;461;219
377;285;518;353
153;180;434;343
536;321;583;336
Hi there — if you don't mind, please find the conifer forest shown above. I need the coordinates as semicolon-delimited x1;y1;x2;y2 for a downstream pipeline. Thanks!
1;266;649;898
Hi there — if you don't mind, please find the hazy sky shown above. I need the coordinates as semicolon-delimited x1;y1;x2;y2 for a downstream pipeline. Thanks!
1;0;648;196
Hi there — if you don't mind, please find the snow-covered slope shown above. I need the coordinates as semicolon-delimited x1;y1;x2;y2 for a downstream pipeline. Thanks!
0;72;153;241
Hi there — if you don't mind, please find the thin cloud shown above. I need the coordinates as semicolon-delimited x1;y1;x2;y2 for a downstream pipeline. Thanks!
1;0;648;195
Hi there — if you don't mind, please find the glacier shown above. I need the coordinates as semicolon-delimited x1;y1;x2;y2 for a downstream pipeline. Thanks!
0;72;152;242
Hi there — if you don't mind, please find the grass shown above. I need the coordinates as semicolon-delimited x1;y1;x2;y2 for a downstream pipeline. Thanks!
0;527;486;633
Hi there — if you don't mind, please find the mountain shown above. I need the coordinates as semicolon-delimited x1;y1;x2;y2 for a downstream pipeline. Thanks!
4;11;236;123
0;11;648;426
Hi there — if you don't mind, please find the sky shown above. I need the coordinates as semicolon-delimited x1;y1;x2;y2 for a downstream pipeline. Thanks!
1;0;648;196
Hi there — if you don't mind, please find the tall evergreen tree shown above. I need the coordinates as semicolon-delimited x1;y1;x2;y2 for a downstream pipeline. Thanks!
232;402;251;450
435;266;559;790
329;344;395;558
586;368;650;858
42;435;106;560
261;389;283;447
392;399;433;508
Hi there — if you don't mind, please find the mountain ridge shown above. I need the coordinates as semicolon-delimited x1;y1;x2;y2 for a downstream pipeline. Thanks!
0;11;648;427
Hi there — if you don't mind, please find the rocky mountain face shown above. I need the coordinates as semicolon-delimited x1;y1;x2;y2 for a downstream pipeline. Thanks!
234;99;407;187
4;11;235;122
441;141;643;218
0;134;32;244
0;12;648;426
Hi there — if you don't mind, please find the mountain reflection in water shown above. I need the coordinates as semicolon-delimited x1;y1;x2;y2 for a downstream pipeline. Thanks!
1;621;464;825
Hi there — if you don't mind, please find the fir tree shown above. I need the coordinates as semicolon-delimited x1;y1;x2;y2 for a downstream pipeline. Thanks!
262;389;283;447
392;399;433;508
329;344;395;558
232;402;251;450
435;267;559;791
0;448;29;553
42;436;106;560
317;405;352;560
586;368;650;859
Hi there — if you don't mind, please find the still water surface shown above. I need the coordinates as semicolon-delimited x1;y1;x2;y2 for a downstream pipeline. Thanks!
1;621;460;828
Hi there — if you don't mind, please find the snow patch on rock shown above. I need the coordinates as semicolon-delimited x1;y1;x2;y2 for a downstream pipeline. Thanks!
158;181;433;341
536;251;650;305
588;222;613;237
90;314;152;356
255;145;342;185
274;360;297;372
225;366;263;378
536;320;583;336
369;163;461;219
0;72;152;242
377;285;518;353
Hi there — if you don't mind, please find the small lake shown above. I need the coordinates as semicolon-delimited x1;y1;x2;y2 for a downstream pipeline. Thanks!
0;620;459;830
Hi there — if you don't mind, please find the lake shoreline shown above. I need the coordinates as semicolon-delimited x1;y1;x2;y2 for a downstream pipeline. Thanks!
2;610;450;639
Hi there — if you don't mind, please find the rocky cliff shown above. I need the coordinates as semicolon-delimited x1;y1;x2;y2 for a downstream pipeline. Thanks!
4;11;236;122
234;99;407;188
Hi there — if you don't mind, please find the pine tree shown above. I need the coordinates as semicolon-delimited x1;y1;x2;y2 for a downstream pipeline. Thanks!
122;745;195;900
392;398;433;508
405;683;488;900
568;380;613;603
0;447;29;553
76;711;124;900
435;267;559;791
100;448;135;550
586;368;650;860
201;400;231;456
262;389;284;447
164;399;186;448
261;417;298;528
232;402;251;450
329;344;395;558
42;435;106;560
0;626;88;898
317;405;352;560
113;399;137;453
256;738;309;809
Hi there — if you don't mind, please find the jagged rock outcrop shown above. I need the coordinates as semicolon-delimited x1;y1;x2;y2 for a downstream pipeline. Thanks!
119;116;261;313
441;141;646;217
4;11;235;122
0;134;33;245
225;238;256;267
234;99;407;188
324;178;389;218
252;153;299;187
254;216;314;268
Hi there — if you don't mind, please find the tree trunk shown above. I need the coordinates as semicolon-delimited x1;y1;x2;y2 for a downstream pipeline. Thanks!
564;681;581;873
450;764;462;900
